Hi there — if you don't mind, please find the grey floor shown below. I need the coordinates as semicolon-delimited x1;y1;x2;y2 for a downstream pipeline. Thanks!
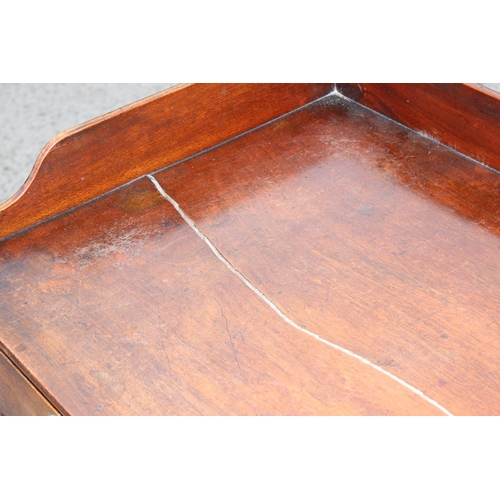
0;83;498;204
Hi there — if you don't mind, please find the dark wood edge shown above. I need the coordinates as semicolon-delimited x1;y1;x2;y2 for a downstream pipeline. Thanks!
0;83;334;241
0;348;62;416
337;83;500;173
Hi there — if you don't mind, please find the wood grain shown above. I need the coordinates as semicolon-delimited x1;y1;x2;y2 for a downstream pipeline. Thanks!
0;83;333;241
155;93;500;415
0;350;59;416
0;177;442;415
337;83;500;173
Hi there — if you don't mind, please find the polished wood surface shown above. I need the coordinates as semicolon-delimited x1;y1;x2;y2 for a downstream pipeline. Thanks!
3;84;500;415
0;178;438;415
0;83;333;241
338;83;500;174
155;94;500;416
0;350;59;416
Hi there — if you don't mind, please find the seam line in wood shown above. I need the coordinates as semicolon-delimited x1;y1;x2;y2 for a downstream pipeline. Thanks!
147;174;453;416
147;89;336;181
0;89;334;245
335;89;500;176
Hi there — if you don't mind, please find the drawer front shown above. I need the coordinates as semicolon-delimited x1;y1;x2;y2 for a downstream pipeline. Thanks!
0;350;59;416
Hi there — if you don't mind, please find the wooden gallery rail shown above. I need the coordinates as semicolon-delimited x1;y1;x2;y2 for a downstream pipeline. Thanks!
1;83;500;416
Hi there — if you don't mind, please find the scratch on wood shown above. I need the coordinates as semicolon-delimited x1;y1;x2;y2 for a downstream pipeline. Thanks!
444;261;468;275
215;298;244;379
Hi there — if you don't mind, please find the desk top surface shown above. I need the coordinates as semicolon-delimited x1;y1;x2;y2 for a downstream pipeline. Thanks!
2;94;500;415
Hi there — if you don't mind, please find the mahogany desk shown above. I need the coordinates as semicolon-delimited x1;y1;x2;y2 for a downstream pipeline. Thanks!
1;83;500;415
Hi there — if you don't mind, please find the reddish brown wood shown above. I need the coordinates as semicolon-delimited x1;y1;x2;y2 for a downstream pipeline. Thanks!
0;178;439;415
155;93;500;416
0;350;59;416
0;83;333;241
4;83;500;415
337;83;500;173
